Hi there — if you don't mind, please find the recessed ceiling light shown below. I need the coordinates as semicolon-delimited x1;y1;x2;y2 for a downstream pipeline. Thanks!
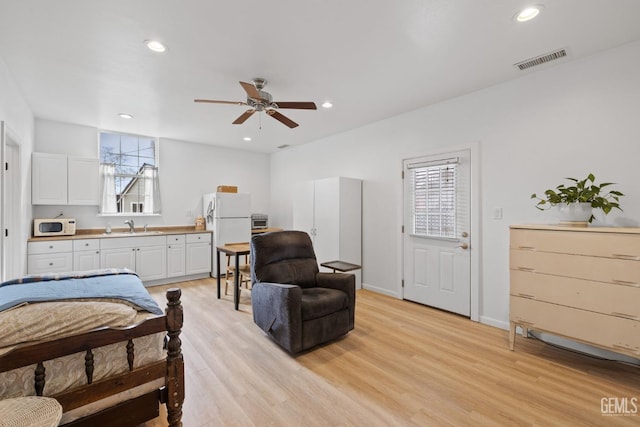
118;113;133;119
516;6;541;22
322;101;333;109
243;137;252;142
145;40;166;53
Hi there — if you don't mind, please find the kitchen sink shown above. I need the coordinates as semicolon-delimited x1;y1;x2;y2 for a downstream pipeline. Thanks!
102;231;164;236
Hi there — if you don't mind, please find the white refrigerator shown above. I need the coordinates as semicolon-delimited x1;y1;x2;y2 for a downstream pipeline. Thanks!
203;192;251;277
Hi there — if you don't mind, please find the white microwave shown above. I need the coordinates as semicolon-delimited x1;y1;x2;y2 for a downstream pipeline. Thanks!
34;218;76;237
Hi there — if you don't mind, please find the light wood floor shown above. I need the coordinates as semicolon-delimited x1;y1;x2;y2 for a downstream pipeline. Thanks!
144;278;640;426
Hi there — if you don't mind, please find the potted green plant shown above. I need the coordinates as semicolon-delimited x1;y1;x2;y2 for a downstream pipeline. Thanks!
531;173;624;223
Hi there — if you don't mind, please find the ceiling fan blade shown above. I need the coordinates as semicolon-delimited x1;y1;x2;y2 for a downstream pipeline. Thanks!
267;110;299;128
194;99;246;106
232;109;256;125
273;102;317;110
239;81;262;100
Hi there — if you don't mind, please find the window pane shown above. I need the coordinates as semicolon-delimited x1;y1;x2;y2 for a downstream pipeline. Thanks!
412;164;456;238
100;131;159;214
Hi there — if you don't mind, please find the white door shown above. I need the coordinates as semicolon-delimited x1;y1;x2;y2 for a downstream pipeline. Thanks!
402;149;471;316
292;180;315;238
313;178;340;265
1;122;22;280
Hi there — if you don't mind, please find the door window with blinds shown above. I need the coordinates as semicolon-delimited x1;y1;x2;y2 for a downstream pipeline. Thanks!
407;157;458;239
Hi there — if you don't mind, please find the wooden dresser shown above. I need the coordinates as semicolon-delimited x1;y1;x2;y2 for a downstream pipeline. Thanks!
509;224;640;359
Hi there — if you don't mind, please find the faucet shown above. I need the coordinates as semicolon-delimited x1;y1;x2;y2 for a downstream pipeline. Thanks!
124;219;135;233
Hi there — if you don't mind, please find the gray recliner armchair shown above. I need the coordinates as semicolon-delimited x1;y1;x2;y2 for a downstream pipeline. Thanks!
250;230;355;354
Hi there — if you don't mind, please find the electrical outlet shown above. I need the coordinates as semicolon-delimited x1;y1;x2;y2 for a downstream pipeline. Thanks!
57;209;64;217
186;210;193;217
492;207;503;220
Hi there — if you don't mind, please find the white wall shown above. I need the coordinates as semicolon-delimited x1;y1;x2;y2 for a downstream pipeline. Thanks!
0;55;35;277
270;39;640;329
33;119;271;230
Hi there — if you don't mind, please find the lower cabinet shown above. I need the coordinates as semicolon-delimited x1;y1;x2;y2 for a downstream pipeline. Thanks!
28;240;73;274
167;235;186;278
186;233;212;275
28;232;212;285
100;235;167;282
73;239;100;271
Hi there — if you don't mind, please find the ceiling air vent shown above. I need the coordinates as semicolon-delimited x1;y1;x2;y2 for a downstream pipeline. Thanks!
277;144;290;149
514;48;567;71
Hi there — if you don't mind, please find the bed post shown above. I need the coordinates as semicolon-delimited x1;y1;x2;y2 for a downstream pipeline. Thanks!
165;288;184;427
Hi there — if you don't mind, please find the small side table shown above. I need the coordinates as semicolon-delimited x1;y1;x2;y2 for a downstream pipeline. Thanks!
320;260;361;273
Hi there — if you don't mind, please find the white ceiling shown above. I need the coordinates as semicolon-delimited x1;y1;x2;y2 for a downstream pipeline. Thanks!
2;1;640;153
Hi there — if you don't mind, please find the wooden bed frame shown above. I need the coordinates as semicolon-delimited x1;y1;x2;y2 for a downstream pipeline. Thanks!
0;288;184;427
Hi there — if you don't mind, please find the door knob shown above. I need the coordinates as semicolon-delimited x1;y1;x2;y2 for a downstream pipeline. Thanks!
461;232;469;238
457;243;469;250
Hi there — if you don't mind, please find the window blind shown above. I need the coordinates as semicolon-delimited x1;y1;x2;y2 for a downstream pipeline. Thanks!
411;164;456;238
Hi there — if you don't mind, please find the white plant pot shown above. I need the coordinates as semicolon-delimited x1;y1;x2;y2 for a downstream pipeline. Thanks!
557;202;592;224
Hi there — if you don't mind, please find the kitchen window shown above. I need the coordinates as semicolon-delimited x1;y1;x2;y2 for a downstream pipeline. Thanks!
99;131;161;215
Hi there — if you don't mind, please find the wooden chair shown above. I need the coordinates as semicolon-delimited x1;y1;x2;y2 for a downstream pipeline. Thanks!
225;254;252;297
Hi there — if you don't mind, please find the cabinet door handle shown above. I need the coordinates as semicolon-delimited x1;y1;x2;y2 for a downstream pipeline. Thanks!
49;262;53;266
518;246;536;250
612;253;640;260
517;267;535;272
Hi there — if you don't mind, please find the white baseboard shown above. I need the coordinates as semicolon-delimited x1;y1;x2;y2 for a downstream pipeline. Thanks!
361;282;399;298
480;316;509;331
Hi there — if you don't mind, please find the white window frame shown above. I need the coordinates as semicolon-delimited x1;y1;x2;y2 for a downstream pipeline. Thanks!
98;130;160;216
407;157;458;240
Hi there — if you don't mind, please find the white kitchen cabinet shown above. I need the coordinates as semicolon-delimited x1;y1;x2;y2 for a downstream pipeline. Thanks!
68;157;100;205
31;152;99;205
73;239;100;271
32;153;68;205
100;235;167;282
28;239;73;274
186;233;212;275
167;235;186;278
293;177;362;287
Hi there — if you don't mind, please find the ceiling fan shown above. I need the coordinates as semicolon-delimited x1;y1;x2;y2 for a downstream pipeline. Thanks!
194;78;317;128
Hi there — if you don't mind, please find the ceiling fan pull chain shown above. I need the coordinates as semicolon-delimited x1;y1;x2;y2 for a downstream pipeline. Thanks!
259;111;262;130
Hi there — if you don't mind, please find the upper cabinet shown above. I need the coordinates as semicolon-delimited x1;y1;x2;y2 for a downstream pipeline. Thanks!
32;152;99;205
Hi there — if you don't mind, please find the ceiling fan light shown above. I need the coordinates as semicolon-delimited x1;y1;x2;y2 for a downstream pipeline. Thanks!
516;6;541;22
145;40;167;53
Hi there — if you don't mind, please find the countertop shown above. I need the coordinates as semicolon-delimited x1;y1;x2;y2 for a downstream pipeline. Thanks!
28;226;212;242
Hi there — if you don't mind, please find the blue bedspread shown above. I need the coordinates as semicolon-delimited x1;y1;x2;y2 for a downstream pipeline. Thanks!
0;269;163;314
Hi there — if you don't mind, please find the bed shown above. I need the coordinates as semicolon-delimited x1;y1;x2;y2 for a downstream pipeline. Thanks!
0;269;184;426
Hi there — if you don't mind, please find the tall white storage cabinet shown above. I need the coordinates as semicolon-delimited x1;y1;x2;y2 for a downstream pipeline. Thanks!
293;177;362;287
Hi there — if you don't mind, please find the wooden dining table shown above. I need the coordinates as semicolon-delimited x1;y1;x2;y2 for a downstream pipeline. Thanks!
216;242;251;310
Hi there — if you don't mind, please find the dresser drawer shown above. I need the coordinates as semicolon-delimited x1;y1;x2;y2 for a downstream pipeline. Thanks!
510;269;640;319
28;252;73;274
167;234;186;244
510;296;640;356
510;228;640;259
510;249;640;286
28;240;73;254
186;233;211;244
73;239;100;252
